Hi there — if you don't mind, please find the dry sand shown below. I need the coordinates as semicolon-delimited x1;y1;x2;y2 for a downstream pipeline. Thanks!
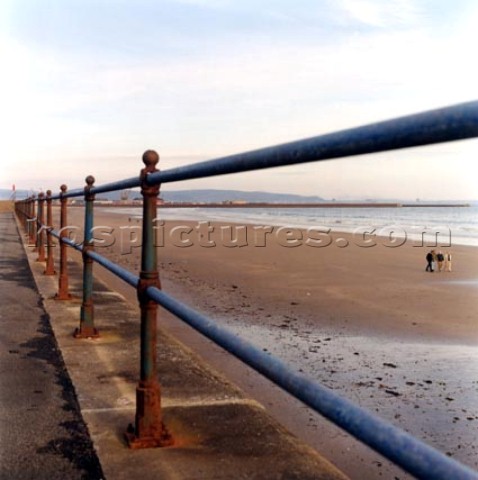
0;201;13;213
61;206;478;479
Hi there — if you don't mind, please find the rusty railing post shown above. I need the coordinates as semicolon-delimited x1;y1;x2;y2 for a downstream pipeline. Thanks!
55;184;72;300
26;197;31;241
44;190;56;275
22;199;27;230
74;176;99;338
16;199;22;226
125;150;172;448
36;192;46;261
23;199;28;230
18;199;24;229
30;195;37;247
29;196;36;245
26;197;32;235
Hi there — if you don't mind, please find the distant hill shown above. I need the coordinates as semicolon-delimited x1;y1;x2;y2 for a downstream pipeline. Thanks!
160;189;325;203
0;189;30;200
3;187;474;205
0;187;324;203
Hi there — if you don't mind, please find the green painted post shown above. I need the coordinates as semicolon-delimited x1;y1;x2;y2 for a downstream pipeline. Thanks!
125;150;172;448
74;176;99;338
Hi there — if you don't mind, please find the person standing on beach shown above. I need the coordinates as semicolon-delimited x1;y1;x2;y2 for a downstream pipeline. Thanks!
425;251;434;272
445;251;452;272
436;250;445;272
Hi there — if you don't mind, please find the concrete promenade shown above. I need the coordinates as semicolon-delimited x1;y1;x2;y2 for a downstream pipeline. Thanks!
2;212;348;479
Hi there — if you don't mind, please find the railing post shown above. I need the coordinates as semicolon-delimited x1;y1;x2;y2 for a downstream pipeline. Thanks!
22;199;27;230
36;192;46;262
30;195;37;248
26;199;29;229
19;199;25;229
125;150;172;448
25;197;31;240
28;196;35;245
17;199;22;227
54;185;72;300
74;176;99;338
44;190;56;275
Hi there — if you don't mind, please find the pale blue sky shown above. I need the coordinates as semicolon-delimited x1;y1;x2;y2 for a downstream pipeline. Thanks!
1;0;477;199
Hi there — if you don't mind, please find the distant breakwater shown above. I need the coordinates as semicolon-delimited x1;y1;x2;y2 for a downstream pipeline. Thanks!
78;202;471;209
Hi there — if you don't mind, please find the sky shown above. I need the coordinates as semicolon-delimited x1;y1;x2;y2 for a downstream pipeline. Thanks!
1;0;477;200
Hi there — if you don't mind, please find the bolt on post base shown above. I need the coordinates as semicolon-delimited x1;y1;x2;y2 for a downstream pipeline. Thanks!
124;382;173;449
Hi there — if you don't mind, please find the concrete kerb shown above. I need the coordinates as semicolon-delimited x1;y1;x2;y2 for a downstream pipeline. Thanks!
16;216;348;480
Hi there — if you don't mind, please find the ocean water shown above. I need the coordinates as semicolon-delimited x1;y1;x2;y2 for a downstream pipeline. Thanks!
109;205;478;247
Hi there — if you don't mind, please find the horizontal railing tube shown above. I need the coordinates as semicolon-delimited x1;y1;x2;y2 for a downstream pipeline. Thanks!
43;227;478;479
22;100;478;476
50;229;83;252
145;286;478;480
87;250;139;288
146;101;478;186
46;101;478;198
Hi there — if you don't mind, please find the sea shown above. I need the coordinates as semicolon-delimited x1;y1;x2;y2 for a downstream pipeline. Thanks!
111;205;478;247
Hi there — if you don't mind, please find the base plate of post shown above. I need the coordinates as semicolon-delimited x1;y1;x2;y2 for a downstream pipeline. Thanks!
124;423;173;449
53;293;80;302
73;326;100;339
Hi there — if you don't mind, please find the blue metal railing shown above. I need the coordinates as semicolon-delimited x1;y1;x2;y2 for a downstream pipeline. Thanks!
18;100;478;479
51;100;478;200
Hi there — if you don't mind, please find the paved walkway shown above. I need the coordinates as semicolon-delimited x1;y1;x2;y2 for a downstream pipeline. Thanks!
5;211;348;480
0;212;103;479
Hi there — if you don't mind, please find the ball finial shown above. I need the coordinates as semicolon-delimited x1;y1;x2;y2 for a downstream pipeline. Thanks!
85;175;95;187
142;150;159;168
46;189;52;196
60;184;67;193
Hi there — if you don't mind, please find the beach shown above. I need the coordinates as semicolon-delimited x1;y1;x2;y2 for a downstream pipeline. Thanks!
63;206;478;479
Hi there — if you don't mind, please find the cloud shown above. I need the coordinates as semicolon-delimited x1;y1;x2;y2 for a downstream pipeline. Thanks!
335;0;422;28
167;0;233;7
2;0;477;199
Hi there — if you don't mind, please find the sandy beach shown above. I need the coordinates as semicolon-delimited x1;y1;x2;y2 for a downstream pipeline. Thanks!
61;206;478;479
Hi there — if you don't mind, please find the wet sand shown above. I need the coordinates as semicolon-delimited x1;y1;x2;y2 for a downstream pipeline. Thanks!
63;207;478;479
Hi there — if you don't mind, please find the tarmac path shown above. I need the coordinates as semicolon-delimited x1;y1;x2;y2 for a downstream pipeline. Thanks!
0;212;103;480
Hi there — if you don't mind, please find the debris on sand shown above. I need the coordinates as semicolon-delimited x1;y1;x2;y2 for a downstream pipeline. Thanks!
383;362;397;368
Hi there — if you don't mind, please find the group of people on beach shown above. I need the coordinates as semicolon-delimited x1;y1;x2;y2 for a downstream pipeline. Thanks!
425;250;452;273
